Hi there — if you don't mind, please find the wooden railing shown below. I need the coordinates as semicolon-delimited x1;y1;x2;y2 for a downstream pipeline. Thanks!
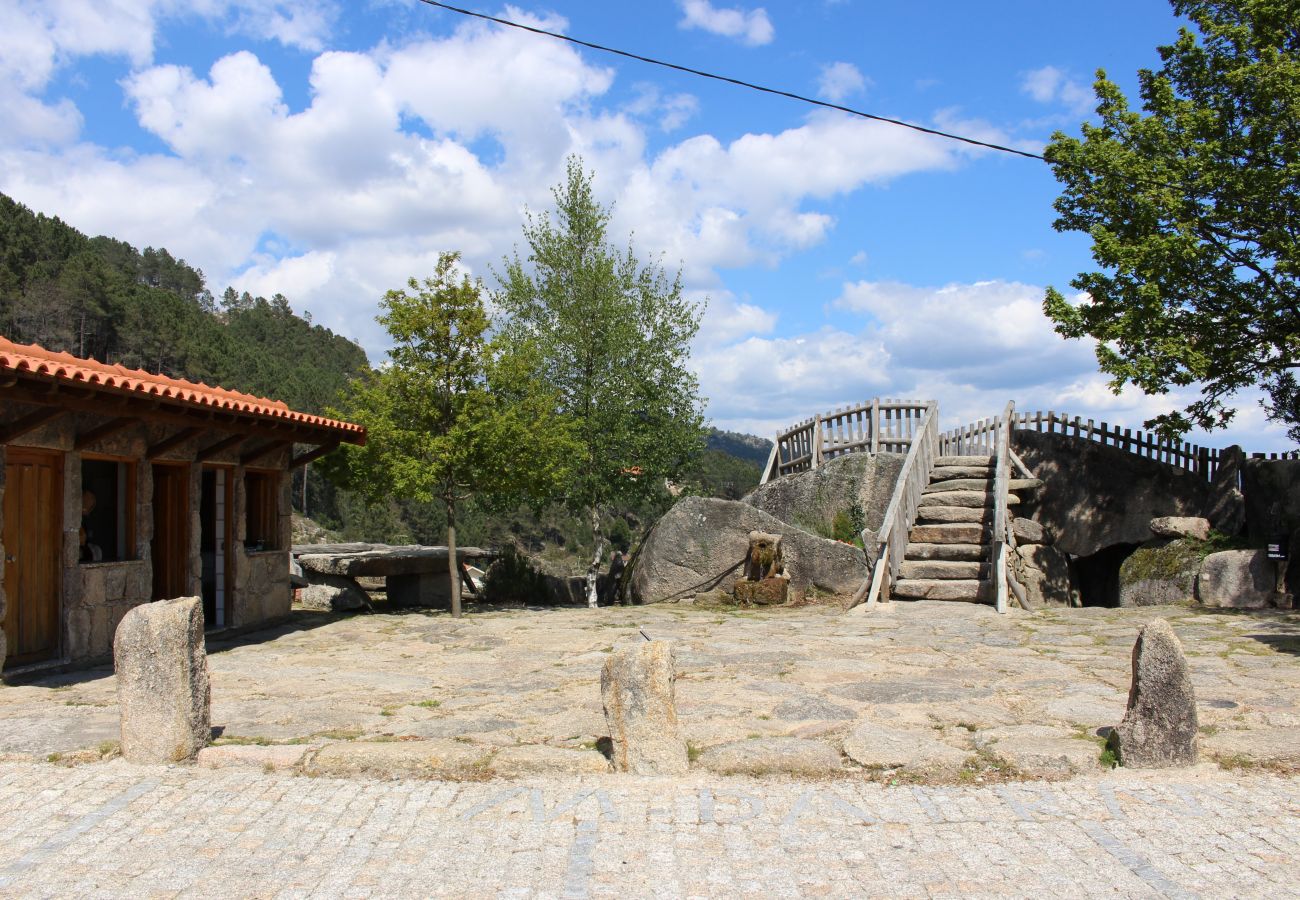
852;402;939;609
761;399;930;484
989;401;1013;614
1003;410;1223;480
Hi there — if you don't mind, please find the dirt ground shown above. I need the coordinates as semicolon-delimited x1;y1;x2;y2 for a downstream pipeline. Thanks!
2;599;1298;778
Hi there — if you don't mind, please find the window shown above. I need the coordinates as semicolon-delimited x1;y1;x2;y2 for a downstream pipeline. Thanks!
80;458;136;562
243;470;280;551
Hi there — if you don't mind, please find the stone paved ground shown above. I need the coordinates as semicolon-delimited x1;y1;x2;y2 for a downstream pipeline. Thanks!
2;601;1298;777
0;762;1295;897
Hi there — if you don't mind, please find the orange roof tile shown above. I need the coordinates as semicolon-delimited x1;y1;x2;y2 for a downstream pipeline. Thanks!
0;337;364;441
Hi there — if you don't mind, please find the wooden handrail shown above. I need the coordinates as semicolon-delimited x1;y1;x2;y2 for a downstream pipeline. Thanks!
764;398;930;484
988;400;1014;614
852;401;939;609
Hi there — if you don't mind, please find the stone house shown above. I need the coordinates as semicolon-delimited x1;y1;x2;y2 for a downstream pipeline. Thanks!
0;338;365;673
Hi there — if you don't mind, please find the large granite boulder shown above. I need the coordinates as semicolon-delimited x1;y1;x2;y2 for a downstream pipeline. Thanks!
627;497;869;604
114;596;211;764
742;452;903;539
601;642;688;775
1150;516;1211;541
1118;539;1201;606
1196;550;1276;609
297;572;369;612
1012;430;1211;557
1108;619;1198;768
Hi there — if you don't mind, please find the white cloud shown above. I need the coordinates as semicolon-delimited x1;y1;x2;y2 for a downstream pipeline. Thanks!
678;0;774;46
817;62;867;102
1021;65;1093;116
626;84;699;132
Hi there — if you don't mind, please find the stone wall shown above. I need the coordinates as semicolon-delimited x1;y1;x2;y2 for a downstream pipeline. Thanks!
67;561;152;660
230;461;292;628
1242;459;1300;542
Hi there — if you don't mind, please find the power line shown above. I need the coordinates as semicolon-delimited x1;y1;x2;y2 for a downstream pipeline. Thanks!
413;0;1049;163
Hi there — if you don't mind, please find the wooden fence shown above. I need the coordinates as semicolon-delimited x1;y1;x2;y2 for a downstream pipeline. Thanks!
761;399;932;484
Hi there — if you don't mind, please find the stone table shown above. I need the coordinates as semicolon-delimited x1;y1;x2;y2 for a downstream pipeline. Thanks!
292;543;498;608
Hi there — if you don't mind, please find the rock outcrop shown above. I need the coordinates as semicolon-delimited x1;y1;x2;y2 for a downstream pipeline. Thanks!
1012;430;1210;557
114;596;211;764
1118;539;1201;606
297;572;369;612
627;497;868;604
1150;516;1211;541
1108;619;1198;768
742;452;902;539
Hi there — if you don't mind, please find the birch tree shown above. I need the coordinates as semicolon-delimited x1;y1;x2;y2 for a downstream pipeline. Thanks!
496;157;705;606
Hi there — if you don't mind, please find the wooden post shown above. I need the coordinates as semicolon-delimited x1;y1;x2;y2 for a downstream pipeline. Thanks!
871;398;879;453
811;415;823;469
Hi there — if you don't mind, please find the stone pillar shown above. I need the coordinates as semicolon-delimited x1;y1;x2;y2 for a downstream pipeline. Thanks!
114;596;211;763
1108;618;1198;768
601;641;688;775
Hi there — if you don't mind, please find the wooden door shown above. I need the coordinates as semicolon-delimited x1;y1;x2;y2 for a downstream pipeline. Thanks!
151;464;190;601
3;449;63;666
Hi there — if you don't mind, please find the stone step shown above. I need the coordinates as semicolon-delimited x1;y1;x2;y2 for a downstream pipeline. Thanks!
918;491;1020;509
904;542;985;561
899;560;987;580
923;478;993;494
891;579;989;602
916;506;993;524
1009;478;1044;493
908;523;989;544
933;455;993;467
929;465;994;481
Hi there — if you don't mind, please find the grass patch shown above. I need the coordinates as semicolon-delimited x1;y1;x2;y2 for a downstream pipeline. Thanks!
214;735;272;746
687;742;703;763
415;699;441;709
312;727;364;741
1099;747;1119;769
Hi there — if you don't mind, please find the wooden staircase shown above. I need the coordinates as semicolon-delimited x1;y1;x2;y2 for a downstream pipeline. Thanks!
892;455;1040;602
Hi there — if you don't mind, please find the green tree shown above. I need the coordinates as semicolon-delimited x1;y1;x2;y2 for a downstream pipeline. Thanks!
325;252;574;616
1042;0;1299;439
496;157;706;606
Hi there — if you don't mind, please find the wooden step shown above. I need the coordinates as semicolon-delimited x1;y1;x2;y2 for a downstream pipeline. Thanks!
929;465;994;481
905;542;985;561
891;579;989;602
918;491;1019;509
908;523;989;544
900;560;987;580
933;455;992;467
923;478;993;494
915;506;993;524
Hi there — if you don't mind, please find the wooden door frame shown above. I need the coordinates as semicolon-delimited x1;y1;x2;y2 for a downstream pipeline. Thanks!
200;465;234;628
3;447;64;666
150;461;191;602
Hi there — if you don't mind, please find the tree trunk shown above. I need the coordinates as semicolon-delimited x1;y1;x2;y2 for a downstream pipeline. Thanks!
447;502;462;619
586;505;604;608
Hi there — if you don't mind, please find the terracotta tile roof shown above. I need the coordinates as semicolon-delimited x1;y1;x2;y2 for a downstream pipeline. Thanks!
0;337;365;441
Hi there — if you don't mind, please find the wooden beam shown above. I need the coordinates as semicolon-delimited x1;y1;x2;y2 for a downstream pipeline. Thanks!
0;407;66;444
289;441;339;469
241;440;289;467
74;416;140;451
195;433;248;463
2;379;355;447
147;427;202;460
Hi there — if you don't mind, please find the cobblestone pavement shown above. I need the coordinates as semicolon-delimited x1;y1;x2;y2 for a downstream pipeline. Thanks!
0;762;1295;898
3;602;1298;777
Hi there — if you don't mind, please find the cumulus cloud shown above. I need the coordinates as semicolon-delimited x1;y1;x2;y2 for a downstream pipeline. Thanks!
817;62;868;102
1021;65;1093;116
677;0;774;46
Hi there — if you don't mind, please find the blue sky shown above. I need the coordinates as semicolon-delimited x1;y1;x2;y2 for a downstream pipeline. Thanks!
1;0;1289;450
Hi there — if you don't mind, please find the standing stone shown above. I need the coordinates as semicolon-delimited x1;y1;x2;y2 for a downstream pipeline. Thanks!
114;596;211;763
600;641;688;775
1108;619;1198;768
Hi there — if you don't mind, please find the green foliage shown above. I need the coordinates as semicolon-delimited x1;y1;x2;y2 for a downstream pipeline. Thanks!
1043;0;1300;439
482;545;555;606
325;252;575;514
0;191;368;416
495;156;706;541
830;501;867;545
686;448;762;500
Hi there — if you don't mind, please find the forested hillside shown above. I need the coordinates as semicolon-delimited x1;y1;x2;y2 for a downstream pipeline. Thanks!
0;191;771;562
0;193;369;414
